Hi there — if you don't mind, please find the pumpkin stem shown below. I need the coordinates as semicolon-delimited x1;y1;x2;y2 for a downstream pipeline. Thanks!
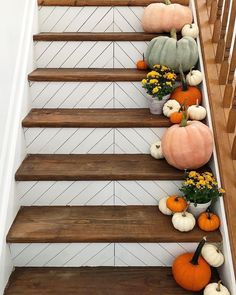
164;0;172;5
179;109;188;127
170;28;177;40
190;237;207;265
216;280;222;292
142;53;145;61
179;64;188;91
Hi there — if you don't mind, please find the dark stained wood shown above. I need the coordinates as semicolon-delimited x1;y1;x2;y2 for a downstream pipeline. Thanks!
22;109;171;128
34;32;160;41
28;68;149;82
15;154;210;181
5;267;219;295
38;0;189;6
6;206;221;243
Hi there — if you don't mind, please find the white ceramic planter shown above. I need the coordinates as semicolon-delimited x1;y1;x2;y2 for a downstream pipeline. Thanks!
188;200;212;217
148;94;170;115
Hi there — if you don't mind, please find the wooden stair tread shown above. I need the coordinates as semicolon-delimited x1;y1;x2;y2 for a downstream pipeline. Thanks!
7;206;221;243
15;154;210;181
5;267;219;295
34;32;160;41
22;109;171;128
38;0;189;6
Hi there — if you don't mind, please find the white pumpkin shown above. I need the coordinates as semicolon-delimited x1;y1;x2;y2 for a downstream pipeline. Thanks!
186;69;203;86
159;197;172;216
163;100;181;117
188;104;207;121
172;211;196;232
182;23;199;39
150;141;164;159
202;244;224;267
204;281;230;295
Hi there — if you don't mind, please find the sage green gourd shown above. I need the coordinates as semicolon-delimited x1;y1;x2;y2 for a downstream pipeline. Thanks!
146;29;199;73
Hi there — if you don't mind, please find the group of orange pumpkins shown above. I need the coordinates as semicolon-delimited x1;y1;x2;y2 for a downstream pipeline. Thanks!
160;195;230;293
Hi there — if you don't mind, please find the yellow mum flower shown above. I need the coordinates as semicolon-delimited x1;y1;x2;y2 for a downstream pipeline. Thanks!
198;180;206;186
154;64;161;68
186;179;194;185
207;185;213;189
147;71;158;78
152;87;160;94
189;171;197;178
198;176;204;181
164;72;176;80
166;81;172;86
149;79;158;84
141;79;147;85
196;184;201;189
161;65;168;71
204;172;213;176
219;188;225;194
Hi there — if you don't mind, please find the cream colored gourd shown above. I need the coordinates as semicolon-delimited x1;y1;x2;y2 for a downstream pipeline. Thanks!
162;113;213;170
182;23;199;39
159;197;172;215
204;281;230;295
146;29;199;73
142;0;192;33
163;100;181;117
201;244;224;267
186;69;203;86
188;103;207;121
172;210;196;232
150;141;164;159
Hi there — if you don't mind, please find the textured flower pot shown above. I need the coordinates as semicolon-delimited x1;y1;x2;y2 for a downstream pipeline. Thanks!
148;94;170;115
188;200;212;217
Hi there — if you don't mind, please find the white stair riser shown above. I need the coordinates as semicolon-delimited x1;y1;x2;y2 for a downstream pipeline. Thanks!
30;82;148;109
17;180;182;206
39;7;144;33
24;128;166;154
9;242;196;267
35;41;148;69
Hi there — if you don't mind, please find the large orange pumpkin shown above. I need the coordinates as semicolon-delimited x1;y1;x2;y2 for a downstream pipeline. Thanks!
142;0;192;33
172;237;211;291
198;212;220;232
161;114;213;170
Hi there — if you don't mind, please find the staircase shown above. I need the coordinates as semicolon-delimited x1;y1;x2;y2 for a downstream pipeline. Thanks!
3;0;226;294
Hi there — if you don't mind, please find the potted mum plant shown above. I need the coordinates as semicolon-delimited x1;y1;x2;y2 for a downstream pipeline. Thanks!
141;64;177;114
180;171;225;217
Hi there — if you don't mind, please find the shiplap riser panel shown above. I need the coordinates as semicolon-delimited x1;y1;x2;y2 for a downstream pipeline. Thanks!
30;82;148;109
34;41;148;69
17;180;181;206
9;242;197;267
39;7;144;33
24;128;165;154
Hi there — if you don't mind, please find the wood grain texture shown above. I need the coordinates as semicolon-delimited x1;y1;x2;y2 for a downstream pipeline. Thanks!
6;206;221;243
28;69;149;82
22;109;171;128
38;0;189;6
195;0;236;270
15;154;210;181
33;32;160;41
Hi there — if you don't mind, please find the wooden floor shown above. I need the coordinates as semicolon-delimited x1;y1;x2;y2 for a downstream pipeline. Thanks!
4;267;216;295
6;206;221;243
22;109;171;128
15;154;210;181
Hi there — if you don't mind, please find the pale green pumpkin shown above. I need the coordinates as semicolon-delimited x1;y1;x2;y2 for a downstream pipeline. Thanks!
146;29;199;73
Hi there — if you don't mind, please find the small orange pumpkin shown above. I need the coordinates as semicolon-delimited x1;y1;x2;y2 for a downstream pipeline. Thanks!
166;195;187;212
172;237;211;291
170;66;202;106
198;211;220;232
136;53;148;70
170;111;183;124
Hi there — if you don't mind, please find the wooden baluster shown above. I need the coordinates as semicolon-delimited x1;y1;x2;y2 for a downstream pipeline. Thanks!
215;0;231;61
209;0;218;24
206;0;213;5
212;0;224;43
227;93;236;133
223;38;236;107
232;136;236;160
219;0;236;85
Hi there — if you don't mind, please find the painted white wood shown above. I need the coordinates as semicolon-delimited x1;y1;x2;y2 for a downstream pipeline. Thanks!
17;180;181;206
9;243;114;267
9;242;196;267
114;7;144;32
39;7;113;32
30;82;148;108
24;127;165;155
